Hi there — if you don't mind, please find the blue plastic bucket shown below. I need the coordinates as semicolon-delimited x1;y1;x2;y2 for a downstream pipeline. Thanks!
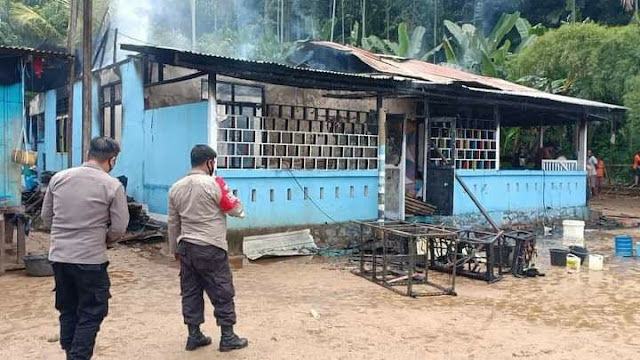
615;235;633;257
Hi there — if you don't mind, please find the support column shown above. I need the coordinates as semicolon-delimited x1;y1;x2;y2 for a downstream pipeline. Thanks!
208;73;218;168
377;95;386;223
539;126;545;148
81;0;92;161
577;118;588;171
422;101;429;200
494;105;500;170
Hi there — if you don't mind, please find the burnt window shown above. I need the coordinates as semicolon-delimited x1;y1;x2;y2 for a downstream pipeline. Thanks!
100;82;123;143
56;115;69;153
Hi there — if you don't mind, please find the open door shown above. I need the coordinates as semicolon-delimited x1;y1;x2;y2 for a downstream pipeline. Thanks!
385;114;406;220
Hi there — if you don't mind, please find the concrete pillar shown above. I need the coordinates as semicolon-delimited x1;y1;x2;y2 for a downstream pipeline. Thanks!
577;118;588;171
377;95;386;222
208;73;218;169
494;105;500;170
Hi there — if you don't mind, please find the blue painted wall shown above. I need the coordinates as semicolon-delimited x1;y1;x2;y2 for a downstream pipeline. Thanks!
0;82;23;207
141;102;208;214
111;61;145;201
220;170;379;229
453;170;587;215
42;89;68;171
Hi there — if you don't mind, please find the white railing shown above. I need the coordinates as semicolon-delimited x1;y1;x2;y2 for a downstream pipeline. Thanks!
542;160;578;172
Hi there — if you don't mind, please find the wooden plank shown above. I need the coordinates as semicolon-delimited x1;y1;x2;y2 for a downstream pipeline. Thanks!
16;216;25;265
0;215;5;274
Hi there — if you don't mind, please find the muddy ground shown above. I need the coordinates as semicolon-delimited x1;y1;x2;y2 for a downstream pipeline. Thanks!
1;199;640;359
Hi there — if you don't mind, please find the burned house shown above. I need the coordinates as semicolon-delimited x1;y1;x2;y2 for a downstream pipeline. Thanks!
293;41;626;226
28;41;624;246
0;45;71;272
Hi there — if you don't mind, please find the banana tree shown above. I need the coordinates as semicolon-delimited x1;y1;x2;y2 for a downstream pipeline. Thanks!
360;22;427;58
440;12;545;78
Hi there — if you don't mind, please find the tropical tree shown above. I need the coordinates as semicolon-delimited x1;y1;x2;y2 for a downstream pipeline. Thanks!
360;22;427;58
439;12;545;77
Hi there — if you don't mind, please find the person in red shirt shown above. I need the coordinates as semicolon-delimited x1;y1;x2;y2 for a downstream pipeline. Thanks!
596;158;607;196
633;151;640;187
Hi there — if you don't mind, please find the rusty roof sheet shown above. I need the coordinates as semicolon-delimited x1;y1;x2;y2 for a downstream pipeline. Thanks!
310;41;539;93
0;45;72;59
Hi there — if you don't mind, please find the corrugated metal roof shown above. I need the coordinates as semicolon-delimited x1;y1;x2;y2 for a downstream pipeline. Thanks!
464;86;628;111
310;41;537;92
307;41;625;112
122;44;398;81
0;45;72;58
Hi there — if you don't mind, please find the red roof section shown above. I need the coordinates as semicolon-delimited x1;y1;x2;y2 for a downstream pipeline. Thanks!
310;41;538;93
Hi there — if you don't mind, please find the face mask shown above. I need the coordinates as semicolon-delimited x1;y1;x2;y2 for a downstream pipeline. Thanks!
107;157;116;173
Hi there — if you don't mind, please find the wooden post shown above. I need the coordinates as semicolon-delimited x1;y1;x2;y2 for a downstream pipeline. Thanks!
82;0;93;161
16;216;25;265
377;94;386;223
66;0;78;168
422;101;429;200
0;215;5;274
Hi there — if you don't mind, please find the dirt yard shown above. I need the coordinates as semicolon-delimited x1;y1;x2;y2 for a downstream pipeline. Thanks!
1;222;640;359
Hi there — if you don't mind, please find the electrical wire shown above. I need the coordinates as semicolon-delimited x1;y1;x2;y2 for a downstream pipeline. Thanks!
284;166;341;225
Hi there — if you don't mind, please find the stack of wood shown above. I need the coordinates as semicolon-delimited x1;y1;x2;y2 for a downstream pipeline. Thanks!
405;196;437;216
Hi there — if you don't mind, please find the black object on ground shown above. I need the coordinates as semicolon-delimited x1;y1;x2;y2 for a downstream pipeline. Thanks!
550;248;569;266
569;246;589;265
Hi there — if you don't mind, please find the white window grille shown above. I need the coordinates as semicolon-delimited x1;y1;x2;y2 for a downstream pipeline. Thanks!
217;104;378;170
542;160;578;171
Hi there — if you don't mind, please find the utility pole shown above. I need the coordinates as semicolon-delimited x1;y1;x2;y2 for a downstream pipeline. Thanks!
191;0;196;50
330;0;336;42
82;0;92;161
433;0;438;63
66;0;78;167
361;0;366;40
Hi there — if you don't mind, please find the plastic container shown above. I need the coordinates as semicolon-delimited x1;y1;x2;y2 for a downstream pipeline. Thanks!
550;248;569;267
566;254;581;273
11;149;37;166
23;254;53;277
588;254;604;271
569;246;589;265
614;235;634;257
563;220;585;246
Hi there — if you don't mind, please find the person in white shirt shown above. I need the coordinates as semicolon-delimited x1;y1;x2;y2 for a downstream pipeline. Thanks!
586;150;598;198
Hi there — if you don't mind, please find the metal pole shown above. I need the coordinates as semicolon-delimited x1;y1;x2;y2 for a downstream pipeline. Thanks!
82;0;92;161
454;173;500;231
433;0;438;63
330;0;337;42
361;0;366;40
191;0;196;50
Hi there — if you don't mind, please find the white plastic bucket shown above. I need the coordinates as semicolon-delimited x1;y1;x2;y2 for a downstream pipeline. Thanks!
588;254;604;271
566;254;581;273
563;220;585;246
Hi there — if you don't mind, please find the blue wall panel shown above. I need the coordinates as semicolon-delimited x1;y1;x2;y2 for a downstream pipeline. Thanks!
142;102;208;213
220;170;378;230
0;83;23;207
453;170;587;215
43;89;68;171
112;61;145;201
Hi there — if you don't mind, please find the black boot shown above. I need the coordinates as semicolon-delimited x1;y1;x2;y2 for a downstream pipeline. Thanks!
185;324;212;351
219;325;248;352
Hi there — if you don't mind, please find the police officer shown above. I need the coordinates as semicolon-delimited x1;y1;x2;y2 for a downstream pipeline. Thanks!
41;137;129;360
168;144;248;353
